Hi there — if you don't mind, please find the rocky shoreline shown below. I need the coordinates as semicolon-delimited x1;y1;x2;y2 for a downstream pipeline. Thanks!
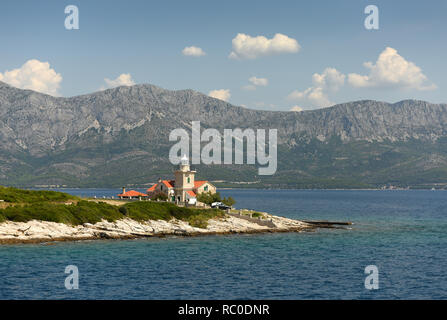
0;212;316;244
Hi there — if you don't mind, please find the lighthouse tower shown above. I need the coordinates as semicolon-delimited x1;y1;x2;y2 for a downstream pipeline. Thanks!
174;155;196;202
179;154;191;172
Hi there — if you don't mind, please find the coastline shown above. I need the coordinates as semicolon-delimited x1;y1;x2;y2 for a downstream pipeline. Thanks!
0;211;317;245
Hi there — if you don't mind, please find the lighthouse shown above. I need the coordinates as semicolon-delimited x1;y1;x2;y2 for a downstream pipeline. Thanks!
174;155;196;202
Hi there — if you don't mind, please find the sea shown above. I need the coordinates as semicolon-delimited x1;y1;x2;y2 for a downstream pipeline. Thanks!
0;189;446;299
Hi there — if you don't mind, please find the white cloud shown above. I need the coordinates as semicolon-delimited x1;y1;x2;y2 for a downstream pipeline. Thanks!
290;105;303;112
312;68;345;92
182;46;206;57
0;59;62;96
229;33;300;60
348;47;436;90
103;73;135;89
208;89;231;101
287;68;345;108
243;76;268;91
288;87;332;108
249;76;268;86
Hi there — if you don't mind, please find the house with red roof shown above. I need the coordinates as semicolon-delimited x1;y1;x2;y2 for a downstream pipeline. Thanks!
117;188;148;199
146;155;216;204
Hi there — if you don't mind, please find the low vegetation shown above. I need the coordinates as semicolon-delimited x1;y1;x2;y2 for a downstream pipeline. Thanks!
0;188;225;228
0;186;77;203
231;208;264;219
197;191;235;207
124;201;224;228
251;212;263;218
0;201;122;225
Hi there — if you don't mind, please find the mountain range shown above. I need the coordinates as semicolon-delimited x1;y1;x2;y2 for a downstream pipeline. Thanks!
1;80;447;189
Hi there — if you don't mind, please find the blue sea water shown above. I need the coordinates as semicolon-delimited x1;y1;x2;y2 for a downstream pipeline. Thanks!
0;189;446;299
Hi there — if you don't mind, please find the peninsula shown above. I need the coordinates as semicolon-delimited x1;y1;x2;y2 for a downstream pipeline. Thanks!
0;186;321;244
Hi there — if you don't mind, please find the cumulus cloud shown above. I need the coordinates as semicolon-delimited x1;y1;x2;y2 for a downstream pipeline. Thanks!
229;33;300;60
348;47;436;90
103;73;135;89
288;87;332;108
208;89;231;101
287;68;345;108
290;105;303;112
249;76;268;86
182;46;206;57
0;59;62;96
312;68;345;92
243;76;268;91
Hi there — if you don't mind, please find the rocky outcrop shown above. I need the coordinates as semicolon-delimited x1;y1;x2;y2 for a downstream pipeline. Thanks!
0;213;313;244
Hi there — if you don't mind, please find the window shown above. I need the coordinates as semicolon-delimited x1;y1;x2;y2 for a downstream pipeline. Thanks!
204;185;208;191
187;177;190;183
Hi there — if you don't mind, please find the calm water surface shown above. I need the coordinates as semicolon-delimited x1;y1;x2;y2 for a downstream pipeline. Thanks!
0;189;446;299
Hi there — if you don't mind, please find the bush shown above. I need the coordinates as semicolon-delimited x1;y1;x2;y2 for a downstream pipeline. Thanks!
122;201;224;228
197;191;236;207
0;201;122;225
197;191;222;205
251;212;263;218
119;206;128;215
222;196;235;207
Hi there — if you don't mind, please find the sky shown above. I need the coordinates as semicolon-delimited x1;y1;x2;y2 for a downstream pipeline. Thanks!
0;0;446;111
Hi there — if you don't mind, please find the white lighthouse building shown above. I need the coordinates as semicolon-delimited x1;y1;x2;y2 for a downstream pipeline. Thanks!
146;155;216;204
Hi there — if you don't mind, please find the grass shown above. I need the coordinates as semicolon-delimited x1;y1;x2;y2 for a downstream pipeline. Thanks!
0;186;77;203
0;187;225;228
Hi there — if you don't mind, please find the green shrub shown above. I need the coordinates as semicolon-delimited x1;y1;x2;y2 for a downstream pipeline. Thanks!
222;196;235;207
251;212;263;218
196;191;236;207
197;191;221;205
69;201;122;224
119;206;128;215
123;201;224;228
0;201;122;225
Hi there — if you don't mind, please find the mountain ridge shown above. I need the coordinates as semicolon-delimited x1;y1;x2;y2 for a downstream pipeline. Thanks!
1;82;447;188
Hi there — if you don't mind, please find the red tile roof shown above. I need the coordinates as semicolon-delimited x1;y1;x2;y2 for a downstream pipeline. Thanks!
117;190;147;197
148;180;210;193
194;180;208;188
163;180;175;188
186;190;196;197
146;180;175;193
146;184;157;192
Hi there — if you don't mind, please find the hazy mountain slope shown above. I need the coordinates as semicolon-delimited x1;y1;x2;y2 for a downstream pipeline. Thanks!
1;81;447;188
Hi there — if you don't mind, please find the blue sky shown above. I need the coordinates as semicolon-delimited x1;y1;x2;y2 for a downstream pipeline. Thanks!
0;0;446;110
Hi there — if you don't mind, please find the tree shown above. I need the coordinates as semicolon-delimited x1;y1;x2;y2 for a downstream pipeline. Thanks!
197;191;221;205
197;192;236;207
222;196;235;207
